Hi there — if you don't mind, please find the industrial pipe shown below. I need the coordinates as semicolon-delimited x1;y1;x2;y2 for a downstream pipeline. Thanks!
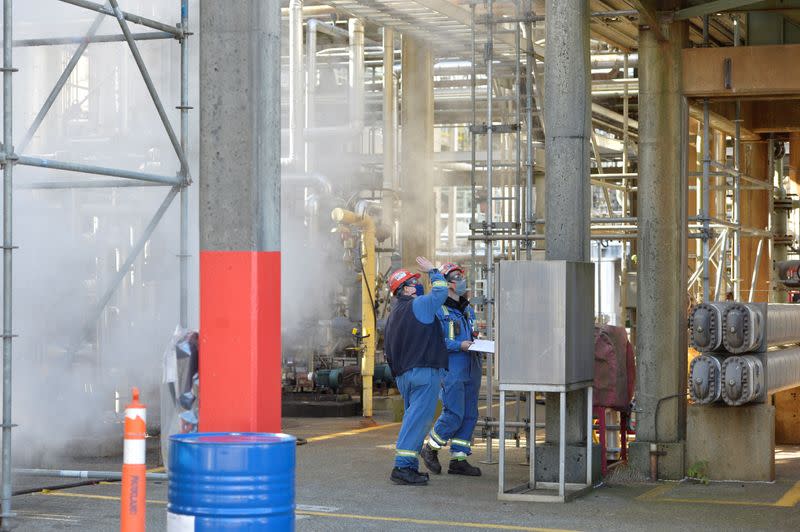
13;469;167;481
349;19;365;147
331;207;377;421
689;354;723;404
288;0;304;170
719;347;800;406
720;355;764;406
723;303;800;353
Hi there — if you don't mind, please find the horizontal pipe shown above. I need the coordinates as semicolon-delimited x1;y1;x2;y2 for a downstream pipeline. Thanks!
13;468;168;481
17;180;166;190
56;0;182;37
16;156;182;186
13;32;173;47
766;347;800;395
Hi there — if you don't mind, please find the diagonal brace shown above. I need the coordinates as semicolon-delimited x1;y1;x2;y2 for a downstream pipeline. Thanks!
67;186;180;359
18;7;107;154
108;0;190;178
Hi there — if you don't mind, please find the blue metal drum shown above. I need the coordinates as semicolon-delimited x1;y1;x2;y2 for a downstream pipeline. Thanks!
168;432;296;531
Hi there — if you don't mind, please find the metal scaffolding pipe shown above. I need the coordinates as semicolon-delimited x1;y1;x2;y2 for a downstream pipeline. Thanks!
16;156;182;186
13;32;173;47
17;180;165;189
57;0;182;37
13;469;168;481
1;0;13;523
179;0;190;329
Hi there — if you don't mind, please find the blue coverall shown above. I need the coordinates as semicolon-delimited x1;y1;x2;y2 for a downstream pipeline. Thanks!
428;298;481;458
388;271;449;469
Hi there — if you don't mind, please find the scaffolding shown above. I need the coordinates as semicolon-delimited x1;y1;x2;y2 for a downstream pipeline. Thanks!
0;1;192;526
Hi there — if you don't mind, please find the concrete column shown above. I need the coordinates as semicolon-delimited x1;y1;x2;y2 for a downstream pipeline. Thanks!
400;35;434;265
540;0;590;478
198;0;282;432
544;0;590;263
629;20;688;480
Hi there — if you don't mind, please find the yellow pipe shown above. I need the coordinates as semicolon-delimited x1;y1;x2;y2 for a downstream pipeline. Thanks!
332;208;377;420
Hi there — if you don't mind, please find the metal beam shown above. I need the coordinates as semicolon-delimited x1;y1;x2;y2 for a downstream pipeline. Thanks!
675;0;764;20
628;0;665;41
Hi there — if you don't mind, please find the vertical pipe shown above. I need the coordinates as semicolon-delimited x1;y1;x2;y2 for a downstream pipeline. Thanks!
349;19;364;138
498;390;506;495
525;12;534;260
484;0;496;464
486;0;495;339
558;392;566;498
469;4;477;290
702;100;710;301
382;27;395;191
734;110;741;300
288;0;304;169
514;0;522;259
622;53;630;216
179;0;189;329
306;20;317;172
1;0;12;524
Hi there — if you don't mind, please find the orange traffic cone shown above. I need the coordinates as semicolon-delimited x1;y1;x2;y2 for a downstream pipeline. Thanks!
121;387;146;532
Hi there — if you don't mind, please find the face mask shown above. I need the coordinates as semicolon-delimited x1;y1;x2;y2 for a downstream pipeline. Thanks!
453;279;468;296
415;284;425;297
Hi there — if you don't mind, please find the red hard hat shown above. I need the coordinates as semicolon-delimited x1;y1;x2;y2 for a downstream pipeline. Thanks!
440;262;464;278
389;268;420;294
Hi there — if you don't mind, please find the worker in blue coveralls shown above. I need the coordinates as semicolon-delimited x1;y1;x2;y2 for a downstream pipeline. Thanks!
384;256;449;486
420;262;482;477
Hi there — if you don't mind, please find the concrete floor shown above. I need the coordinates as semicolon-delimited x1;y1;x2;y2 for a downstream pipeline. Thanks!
9;414;800;531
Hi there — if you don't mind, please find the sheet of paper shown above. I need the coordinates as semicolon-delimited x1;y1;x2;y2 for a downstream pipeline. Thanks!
468;339;495;354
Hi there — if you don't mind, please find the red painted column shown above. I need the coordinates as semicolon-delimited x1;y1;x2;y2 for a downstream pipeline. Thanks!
199;252;281;432
199;2;282;433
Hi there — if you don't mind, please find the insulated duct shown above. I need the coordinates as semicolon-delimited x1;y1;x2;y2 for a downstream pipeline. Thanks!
763;346;800;396
689;302;726;351
689;354;723;405
721;303;763;354
720;355;764;406
722;303;800;353
719;348;800;405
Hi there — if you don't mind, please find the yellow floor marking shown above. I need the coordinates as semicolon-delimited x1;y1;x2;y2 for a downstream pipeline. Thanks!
305;422;401;443
775;480;800;508
36;491;577;530
303;401;502;444
636;483;675;501
636;480;800;508
295;510;578;531
37;491;166;506
147;466;165;473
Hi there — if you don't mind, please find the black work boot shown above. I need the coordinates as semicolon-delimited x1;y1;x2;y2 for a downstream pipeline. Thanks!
390;467;429;485
448;458;482;477
420;443;442;474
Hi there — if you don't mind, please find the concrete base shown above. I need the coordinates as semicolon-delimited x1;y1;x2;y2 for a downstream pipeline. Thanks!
629;440;685;480
687;403;775;481
534;443;601;483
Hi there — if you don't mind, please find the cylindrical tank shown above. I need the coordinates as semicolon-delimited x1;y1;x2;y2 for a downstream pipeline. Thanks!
168;432;296;531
